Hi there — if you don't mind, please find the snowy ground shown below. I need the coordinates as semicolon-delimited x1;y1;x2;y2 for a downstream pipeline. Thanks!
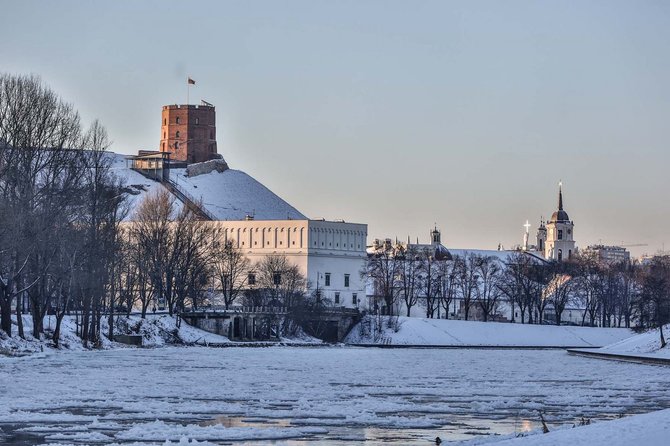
0;314;233;356
1;347;669;445
493;408;670;446
346;316;634;347
572;324;670;365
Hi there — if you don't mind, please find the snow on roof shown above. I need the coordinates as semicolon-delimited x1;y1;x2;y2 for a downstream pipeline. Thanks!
108;153;306;221
449;248;546;263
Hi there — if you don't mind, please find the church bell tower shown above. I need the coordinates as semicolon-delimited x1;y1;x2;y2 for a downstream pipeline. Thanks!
544;182;576;261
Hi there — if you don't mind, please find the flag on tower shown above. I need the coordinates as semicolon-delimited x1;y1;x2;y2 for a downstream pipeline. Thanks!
188;77;196;85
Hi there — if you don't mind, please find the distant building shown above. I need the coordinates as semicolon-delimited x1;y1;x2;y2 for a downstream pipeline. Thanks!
583;245;631;264
159;104;218;164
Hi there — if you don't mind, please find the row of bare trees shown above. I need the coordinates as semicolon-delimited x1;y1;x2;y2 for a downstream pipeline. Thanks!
365;240;670;337
0;73;126;347
365;242;507;321
115;189;310;318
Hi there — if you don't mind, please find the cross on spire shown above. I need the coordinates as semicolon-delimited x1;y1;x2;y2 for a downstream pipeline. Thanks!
558;180;564;211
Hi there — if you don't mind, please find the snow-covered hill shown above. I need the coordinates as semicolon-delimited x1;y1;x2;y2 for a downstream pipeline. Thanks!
169;165;305;221
345;316;634;348
108;153;306;221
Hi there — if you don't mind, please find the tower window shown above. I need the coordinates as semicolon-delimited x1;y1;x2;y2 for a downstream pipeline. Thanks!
174;141;179;149
176;117;180;124
558;249;563;261
558;230;563;240
176;131;180;138
195;117;199;125
163;118;166;125
210;130;214;139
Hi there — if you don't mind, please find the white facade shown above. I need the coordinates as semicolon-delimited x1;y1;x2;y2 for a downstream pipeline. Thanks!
213;219;368;308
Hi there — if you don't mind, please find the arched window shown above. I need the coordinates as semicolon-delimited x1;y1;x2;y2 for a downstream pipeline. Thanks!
176;131;180;138
558;249;563;261
176;116;180;124
174;141;179;149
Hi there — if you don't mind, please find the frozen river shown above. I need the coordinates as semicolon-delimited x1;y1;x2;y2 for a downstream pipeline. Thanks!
1;347;669;445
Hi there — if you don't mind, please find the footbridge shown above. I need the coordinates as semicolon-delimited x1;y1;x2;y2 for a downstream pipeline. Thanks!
181;306;360;343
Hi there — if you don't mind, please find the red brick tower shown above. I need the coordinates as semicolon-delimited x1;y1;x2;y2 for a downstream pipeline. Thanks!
159;104;217;164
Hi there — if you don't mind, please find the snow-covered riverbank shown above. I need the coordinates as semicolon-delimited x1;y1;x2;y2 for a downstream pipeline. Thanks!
575;324;670;362
493;408;670;446
346;316;634;348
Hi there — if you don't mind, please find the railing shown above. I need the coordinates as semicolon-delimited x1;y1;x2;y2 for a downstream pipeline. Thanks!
164;179;217;221
186;306;289;315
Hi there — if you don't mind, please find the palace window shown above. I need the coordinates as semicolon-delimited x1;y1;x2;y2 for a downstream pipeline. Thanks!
247;273;256;286
344;274;350;288
325;273;331;287
334;292;340;304
352;293;358;305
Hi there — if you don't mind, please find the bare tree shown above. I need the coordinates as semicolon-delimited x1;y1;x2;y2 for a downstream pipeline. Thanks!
454;253;480;321
638;255;670;348
397;246;421;317
214;238;250;309
254;254;307;308
474;255;503;322
545;261;576;326
364;239;403;316
437;259;458;319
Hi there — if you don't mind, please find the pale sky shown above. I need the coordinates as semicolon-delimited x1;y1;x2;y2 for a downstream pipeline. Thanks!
2;1;669;256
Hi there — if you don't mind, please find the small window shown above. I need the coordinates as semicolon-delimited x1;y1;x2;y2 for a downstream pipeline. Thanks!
325;273;331;287
195;117;199;125
210;130;214;139
247;273;256;285
176;116;180;124
558;229;563;240
273;273;281;286
163;132;166;139
352;293;358;305
163;118;166;125
174;141;179;149
334;292;340;304
344;274;350;288
176;131;180;138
